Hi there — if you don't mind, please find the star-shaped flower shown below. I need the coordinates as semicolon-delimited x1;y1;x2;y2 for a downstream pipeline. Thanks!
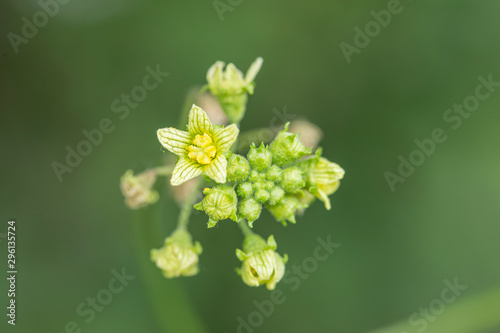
157;105;239;186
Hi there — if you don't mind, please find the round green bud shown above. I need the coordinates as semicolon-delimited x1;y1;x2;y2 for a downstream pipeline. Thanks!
254;189;270;203
266;195;302;225
194;185;238;228
264;181;274;190
281;166;305;193
253;180;266;191
247;143;272;171
268;186;285;205
237;182;254;198
269;124;312;166
265;165;283;183
238;198;262;226
227;154;250;182
248;170;260;182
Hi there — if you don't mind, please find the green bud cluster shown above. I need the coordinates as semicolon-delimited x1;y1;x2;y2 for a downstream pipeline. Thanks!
194;125;329;228
128;57;345;292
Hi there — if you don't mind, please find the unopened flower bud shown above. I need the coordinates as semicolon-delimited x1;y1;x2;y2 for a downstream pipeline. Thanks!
264;180;274;190
299;152;345;210
120;169;159;209
265;165;283;182
151;229;203;278
236;234;287;290
227;154;250;182
237;198;262;227
254;189;270;203
252;180;266;191
280;166;305;193
248;170;260;182
247;143;272;171
205;58;263;124
194;185;238;228
237;182;254;198
266;195;304;225
269;123;313;166
268;186;285;205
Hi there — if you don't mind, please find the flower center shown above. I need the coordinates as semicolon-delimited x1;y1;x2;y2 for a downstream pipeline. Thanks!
188;133;217;165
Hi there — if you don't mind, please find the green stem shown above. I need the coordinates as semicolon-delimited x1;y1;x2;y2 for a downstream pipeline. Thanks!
176;179;203;230
367;284;500;333
154;165;174;176
238;219;254;237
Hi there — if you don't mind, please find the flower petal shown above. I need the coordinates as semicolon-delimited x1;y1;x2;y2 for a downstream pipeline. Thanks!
224;63;245;85
188;105;213;135
214;124;239;153
203;154;227;184
314;187;333;210
157;127;192;156
171;157;203;186
245;57;263;84
206;61;225;86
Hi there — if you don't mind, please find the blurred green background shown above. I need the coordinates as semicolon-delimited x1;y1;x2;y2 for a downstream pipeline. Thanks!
1;0;500;332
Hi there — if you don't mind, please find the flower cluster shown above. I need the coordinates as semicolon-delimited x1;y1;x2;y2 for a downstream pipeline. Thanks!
121;58;345;290
194;123;344;228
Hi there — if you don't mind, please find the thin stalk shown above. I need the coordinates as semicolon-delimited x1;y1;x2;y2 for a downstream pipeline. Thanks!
154;165;174;176
238;219;254;237
176;178;203;230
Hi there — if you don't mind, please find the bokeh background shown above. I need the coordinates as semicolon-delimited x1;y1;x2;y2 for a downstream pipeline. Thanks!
1;0;500;332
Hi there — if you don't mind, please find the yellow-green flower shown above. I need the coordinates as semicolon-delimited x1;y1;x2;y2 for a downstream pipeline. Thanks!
205;58;263;124
299;151;345;210
151;229;203;278
157;105;239;186
236;234;288;290
120;169;159;209
206;57;263;96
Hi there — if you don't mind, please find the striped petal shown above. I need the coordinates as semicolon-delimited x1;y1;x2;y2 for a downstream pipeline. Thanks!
206;61;225;90
188;105;212;135
170;157;202;186
157;127;192;156
214;124;239;153
245;57;263;84
203;154;227;184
